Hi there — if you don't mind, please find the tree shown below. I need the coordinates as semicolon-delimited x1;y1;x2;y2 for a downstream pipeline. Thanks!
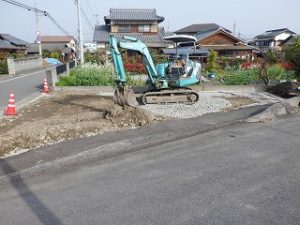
265;49;283;64
206;50;218;73
50;51;60;59
283;37;300;78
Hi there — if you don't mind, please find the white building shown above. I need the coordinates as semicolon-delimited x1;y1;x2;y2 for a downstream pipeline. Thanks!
250;28;295;51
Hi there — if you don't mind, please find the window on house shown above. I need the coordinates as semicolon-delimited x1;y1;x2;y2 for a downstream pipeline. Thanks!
118;25;130;33
138;25;151;32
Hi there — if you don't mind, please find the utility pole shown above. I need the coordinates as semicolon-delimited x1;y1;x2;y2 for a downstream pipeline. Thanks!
233;19;236;36
76;0;84;64
35;1;42;56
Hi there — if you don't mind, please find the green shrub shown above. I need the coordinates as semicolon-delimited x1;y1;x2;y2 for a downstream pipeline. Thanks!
84;49;107;65
217;69;259;85
42;49;50;58
57;65;145;87
73;67;114;86
283;37;300;78
0;60;8;74
267;64;296;81
56;75;76;86
207;51;218;73
57;66;114;86
50;51;60;59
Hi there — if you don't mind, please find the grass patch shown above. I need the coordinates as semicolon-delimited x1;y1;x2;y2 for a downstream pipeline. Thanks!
57;65;146;87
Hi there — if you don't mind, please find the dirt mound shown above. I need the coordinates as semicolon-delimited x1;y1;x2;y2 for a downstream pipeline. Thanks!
266;82;300;98
0;91;164;157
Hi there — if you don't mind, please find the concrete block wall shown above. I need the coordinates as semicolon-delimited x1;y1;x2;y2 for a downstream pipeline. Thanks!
7;56;43;75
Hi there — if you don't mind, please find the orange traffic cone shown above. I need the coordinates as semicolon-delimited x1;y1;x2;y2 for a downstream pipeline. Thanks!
43;78;49;93
4;92;17;116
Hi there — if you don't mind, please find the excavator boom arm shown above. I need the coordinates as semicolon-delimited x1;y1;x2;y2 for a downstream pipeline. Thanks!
109;35;158;85
109;35;126;83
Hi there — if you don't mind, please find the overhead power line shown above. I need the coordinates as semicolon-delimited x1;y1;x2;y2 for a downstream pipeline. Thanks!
0;0;69;35
73;0;94;31
84;0;95;17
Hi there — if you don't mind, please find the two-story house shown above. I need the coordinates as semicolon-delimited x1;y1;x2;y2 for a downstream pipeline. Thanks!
93;8;170;49
250;28;296;51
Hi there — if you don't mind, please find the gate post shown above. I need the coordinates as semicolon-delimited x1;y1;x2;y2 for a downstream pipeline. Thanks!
46;68;58;91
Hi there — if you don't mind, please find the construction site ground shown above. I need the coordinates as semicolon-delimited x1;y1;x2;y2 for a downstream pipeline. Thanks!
0;89;281;158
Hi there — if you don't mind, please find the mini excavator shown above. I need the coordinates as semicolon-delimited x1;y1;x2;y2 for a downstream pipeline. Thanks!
109;34;201;106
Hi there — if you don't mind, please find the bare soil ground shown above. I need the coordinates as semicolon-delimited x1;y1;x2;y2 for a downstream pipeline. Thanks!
223;96;256;111
0;90;272;158
0;90;164;158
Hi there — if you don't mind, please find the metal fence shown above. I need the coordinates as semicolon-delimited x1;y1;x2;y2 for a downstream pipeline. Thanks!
56;64;67;75
69;61;76;69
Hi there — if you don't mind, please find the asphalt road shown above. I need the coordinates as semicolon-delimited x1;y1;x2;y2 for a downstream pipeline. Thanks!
0;69;46;110
0;113;300;225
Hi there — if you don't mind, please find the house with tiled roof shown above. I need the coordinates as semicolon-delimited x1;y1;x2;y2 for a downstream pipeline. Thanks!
93;8;170;48
39;35;76;51
0;33;28;56
195;27;258;59
27;35;76;61
250;28;295;51
174;24;257;60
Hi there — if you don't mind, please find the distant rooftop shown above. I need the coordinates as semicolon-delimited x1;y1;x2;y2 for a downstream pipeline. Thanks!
0;33;29;46
175;23;231;34
0;39;18;49
104;8;164;24
40;35;75;43
255;28;296;39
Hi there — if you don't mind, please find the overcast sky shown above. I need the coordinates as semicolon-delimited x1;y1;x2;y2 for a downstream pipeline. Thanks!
1;0;299;42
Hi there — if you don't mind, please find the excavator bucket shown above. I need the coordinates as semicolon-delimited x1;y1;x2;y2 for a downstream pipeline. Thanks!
113;88;139;107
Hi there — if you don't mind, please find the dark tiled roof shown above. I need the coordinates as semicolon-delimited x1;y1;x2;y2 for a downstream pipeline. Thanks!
0;39;18;49
104;8;164;24
175;23;230;34
93;25;170;47
0;33;29;46
195;28;219;41
255;28;295;40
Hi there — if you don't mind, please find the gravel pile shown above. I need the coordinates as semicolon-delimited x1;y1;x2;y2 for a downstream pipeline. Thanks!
140;92;282;119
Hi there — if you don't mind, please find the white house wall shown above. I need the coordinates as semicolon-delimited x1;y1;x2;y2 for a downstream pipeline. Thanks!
275;33;291;41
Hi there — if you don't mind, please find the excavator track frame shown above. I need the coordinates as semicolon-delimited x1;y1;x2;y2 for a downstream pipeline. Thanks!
141;88;199;105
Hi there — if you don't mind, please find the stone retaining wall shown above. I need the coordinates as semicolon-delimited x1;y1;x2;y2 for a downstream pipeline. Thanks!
7;56;43;75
